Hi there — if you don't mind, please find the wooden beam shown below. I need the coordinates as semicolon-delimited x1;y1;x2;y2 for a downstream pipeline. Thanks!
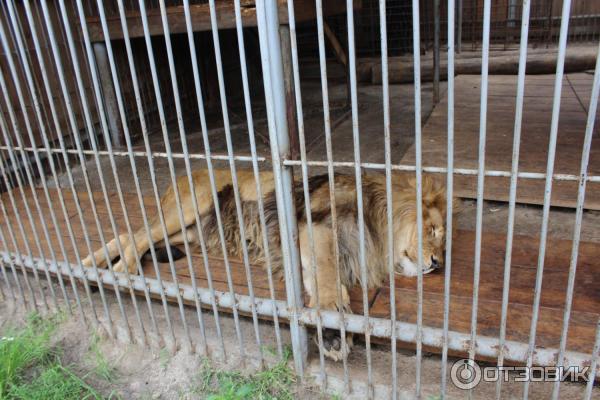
84;0;360;43
92;42;123;149
323;21;348;67
323;21;351;107
278;25;299;161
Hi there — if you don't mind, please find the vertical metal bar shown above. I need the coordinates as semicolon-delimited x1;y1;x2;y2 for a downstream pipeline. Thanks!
10;0;110;325
314;0;351;390
2;1;56;163
41;1;77;155
0;227;13;303
584;318;600;400
468;0;491;386
256;0;307;376
206;0;264;363
147;0;228;354
286;0;327;380
53;0;150;344
380;1;398;398
0;110;49;313
0;141;23;190
95;2;180;348
20;0;118;339
55;0;91;152
78;0;165;347
0;15;83;315
113;0;178;347
0;136;51;313
551;41;600;400
0;273;5;302
346;0;373;396
0;191;17;302
135;0;198;351
0;199;28;308
235;0;284;357
522;1;572;398
179;0;232;357
0;139;39;311
0;272;5;302
495;1;531;398
39;0;134;342
411;0;425;395
67;1;152;345
433;0;441;104
457;0;463;53
440;0;455;395
0;111;56;314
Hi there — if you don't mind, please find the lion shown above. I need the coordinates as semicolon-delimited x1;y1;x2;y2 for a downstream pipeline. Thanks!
82;169;449;360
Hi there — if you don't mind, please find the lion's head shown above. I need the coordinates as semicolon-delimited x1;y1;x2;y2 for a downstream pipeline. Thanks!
392;176;454;277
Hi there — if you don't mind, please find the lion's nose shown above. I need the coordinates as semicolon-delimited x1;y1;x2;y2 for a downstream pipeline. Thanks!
431;256;440;269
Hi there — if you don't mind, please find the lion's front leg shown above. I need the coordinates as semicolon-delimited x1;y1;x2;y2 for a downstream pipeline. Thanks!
299;225;353;361
82;233;129;269
315;282;354;362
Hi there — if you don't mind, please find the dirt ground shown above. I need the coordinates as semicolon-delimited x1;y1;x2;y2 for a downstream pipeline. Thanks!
1;276;597;399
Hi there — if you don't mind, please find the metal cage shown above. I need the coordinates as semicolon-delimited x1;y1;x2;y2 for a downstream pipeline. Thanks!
0;0;598;399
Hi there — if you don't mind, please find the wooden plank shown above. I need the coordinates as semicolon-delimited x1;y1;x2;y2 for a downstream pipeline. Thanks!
84;1;356;42
1;187;80;219
368;228;600;355
370;288;598;355
392;229;600;313
400;74;600;209
369;45;598;84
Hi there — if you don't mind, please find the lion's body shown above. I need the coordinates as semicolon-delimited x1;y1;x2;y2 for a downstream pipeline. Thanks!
83;168;448;360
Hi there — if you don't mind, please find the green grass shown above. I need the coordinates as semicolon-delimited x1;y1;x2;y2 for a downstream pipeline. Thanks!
7;364;102;400
191;347;297;400
87;333;116;382
0;313;105;400
159;347;171;370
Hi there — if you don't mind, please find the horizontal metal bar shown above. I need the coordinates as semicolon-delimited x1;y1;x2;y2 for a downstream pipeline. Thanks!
3;144;598;183
529;14;600;22
6;251;598;377
283;159;600;182
0;146;265;163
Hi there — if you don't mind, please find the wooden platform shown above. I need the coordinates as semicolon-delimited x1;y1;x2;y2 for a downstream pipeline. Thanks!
1;188;599;358
401;73;600;210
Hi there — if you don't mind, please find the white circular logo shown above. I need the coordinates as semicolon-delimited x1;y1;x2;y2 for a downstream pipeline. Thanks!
450;359;482;390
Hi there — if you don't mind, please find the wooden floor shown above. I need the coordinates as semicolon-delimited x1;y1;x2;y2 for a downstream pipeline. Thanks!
1;187;599;358
401;73;600;210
